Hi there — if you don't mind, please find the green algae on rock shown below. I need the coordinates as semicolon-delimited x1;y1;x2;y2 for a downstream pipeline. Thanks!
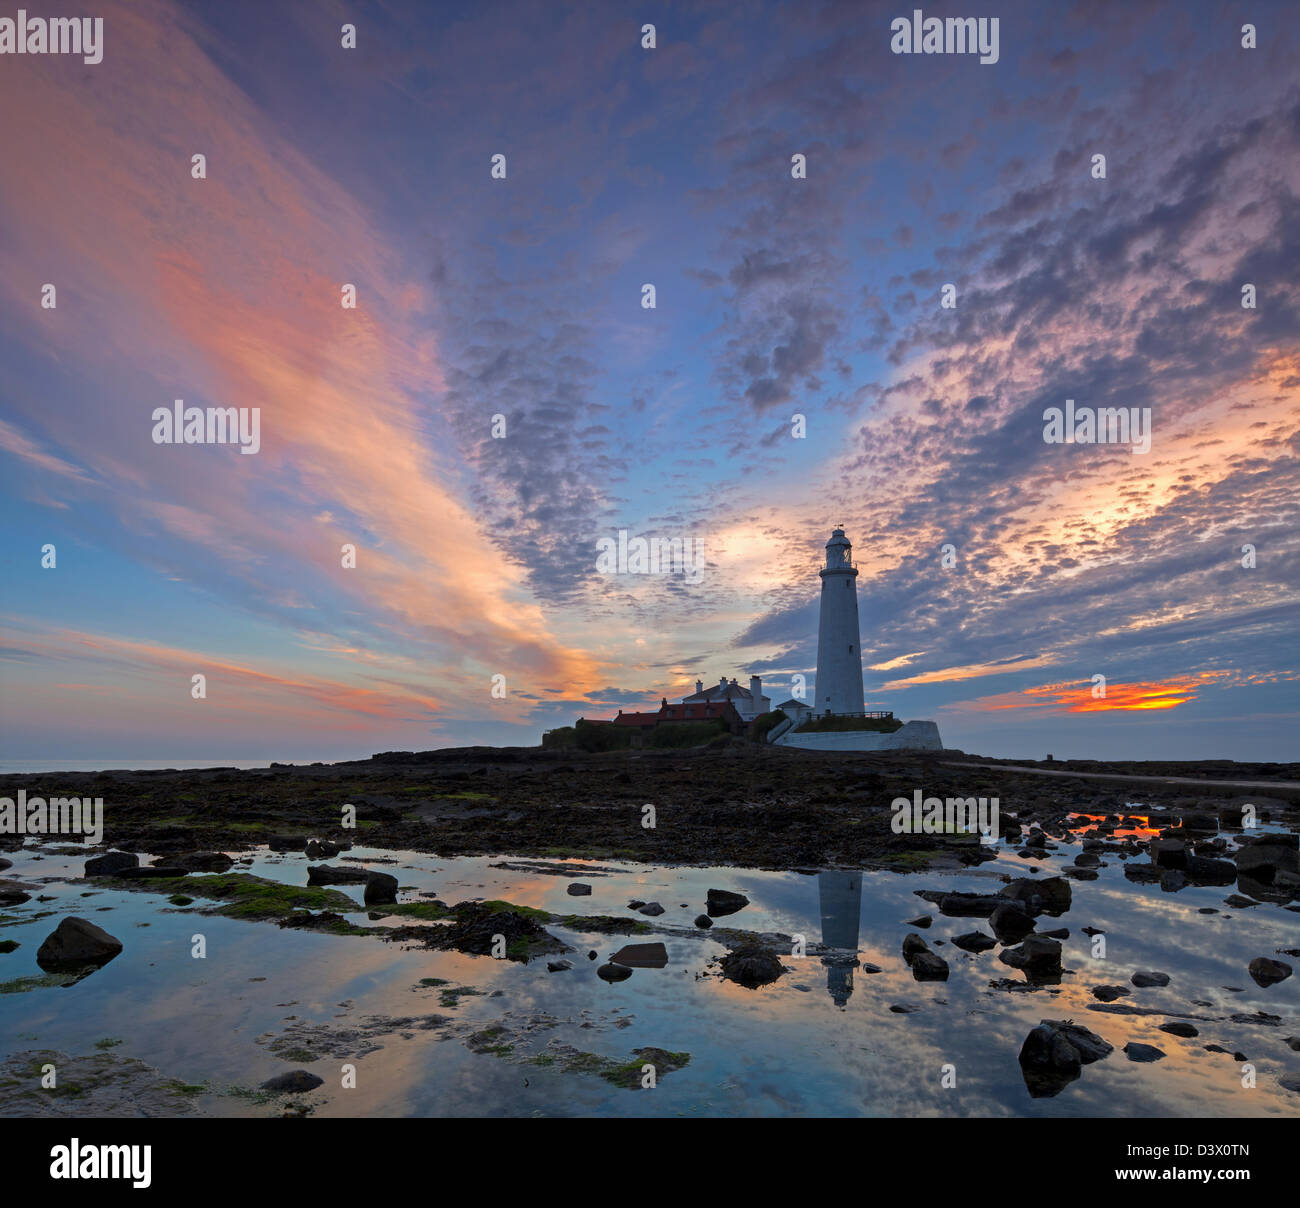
0;1049;206;1117
91;872;358;921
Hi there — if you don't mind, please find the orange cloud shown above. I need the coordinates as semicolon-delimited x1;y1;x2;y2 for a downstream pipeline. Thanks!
951;671;1233;716
1;617;442;730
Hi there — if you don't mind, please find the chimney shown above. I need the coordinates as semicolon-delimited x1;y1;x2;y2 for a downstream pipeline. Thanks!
695;679;703;694
719;676;727;691
750;675;762;702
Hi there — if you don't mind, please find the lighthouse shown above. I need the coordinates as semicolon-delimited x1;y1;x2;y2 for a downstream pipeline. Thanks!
814;528;865;715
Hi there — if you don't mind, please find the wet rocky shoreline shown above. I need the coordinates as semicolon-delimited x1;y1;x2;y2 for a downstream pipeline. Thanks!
1;745;1298;1118
3;744;1297;873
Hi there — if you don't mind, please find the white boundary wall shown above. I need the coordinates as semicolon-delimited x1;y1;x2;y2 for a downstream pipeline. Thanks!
773;720;943;751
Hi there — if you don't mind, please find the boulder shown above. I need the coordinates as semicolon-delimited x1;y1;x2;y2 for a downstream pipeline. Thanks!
706;889;749;917
597;961;633;983
36;917;123;970
307;864;369;885
1235;835;1299;884
566;882;592;896
1019;1025;1079;1080
609;942;669;969
261;1070;323;1093
1159;1022;1199;1038
936;892;1001;917
718;942;784;988
363;871;399;904
902;933;931;964
1018;1020;1112;1097
1237;872;1292;904
83;851;139;877
999;876;1071;916
636;901;665;917
1131;970;1171;987
952;931;997;953
267;834;307;852
998;937;1063;979
1092;984;1131;1003
0;879;34;905
304;839;342;860
1148;837;1187;869
989;901;1035;942
911;951;949;981
1123;1042;1166;1063
546;959;574;972
1047;1020;1112;1064
693;914;713;929
1183;856;1236;886
1248;957;1292;988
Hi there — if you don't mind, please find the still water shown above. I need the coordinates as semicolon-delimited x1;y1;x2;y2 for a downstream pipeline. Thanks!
1;817;1296;1117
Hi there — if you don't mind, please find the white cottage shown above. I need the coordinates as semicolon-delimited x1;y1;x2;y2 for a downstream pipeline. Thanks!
680;674;771;722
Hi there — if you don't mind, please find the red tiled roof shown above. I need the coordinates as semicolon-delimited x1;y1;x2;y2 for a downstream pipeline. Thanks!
658;701;738;722
611;711;660;727
604;698;742;728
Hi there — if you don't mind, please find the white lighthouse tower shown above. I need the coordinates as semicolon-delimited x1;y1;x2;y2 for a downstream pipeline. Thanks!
814;527;865;716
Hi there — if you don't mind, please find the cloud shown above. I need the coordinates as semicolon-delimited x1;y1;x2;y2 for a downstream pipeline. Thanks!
0;418;93;483
0;615;441;733
0;0;606;706
0;0;1295;760
950;671;1235;717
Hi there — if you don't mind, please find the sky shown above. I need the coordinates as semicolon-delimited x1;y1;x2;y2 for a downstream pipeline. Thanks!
0;0;1297;765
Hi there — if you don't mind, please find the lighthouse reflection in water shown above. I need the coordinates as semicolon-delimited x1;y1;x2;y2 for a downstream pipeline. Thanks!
817;870;864;1007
